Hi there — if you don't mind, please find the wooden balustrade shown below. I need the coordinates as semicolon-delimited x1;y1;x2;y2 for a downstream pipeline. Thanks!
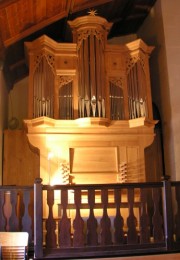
1;181;180;259
0;185;34;243
34;180;180;259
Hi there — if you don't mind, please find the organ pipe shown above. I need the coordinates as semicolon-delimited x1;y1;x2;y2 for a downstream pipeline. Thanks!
26;15;154;122
109;80;124;120
59;81;73;119
127;61;147;119
33;55;54;118
78;32;105;118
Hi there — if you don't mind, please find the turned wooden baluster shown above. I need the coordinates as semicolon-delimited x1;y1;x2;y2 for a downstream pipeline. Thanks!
9;190;19;231
114;188;124;244
22;190;32;241
0;190;5;231
87;189;98;246
152;188;164;242
46;189;56;248
140;188;150;243
3;191;12;231
59;189;71;247
127;188;138;244
100;189;112;245
175;186;180;241
73;189;84;247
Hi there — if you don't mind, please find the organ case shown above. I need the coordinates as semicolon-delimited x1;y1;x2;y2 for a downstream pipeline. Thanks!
24;14;156;184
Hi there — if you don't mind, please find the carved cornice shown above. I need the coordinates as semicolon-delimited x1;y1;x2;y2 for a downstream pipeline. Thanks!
109;77;123;88
76;28;105;50
126;55;145;74
57;75;73;87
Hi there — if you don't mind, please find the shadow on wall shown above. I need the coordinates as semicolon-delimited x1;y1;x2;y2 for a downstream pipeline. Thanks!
145;102;165;182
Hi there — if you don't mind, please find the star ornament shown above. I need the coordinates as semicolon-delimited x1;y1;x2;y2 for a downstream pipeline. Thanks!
88;9;98;16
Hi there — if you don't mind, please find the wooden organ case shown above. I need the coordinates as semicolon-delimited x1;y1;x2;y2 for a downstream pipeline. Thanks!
24;14;157;185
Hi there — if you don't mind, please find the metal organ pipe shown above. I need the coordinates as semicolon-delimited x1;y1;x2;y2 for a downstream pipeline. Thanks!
127;61;147;119
33;55;54;118
110;81;124;120
78;32;105;118
59;80;73;120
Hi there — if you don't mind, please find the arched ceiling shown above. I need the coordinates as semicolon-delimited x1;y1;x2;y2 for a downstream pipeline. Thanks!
0;0;156;89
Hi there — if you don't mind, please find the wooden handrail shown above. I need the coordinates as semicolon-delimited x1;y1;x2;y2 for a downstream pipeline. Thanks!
42;181;163;190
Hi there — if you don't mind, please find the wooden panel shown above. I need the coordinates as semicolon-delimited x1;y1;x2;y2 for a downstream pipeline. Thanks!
0;0;70;46
5;1;34;36
72;172;117;184
106;53;124;72
46;0;68;17
145;128;163;182
70;147;118;173
127;146;141;182
118;146;127;163
34;0;47;23
3;130;40;185
56;55;76;70
118;145;145;182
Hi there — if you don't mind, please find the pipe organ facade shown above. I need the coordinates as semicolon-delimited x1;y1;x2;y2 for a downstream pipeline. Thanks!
24;14;157;185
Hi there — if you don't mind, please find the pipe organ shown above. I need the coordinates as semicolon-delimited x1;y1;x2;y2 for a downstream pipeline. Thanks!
24;14;157;185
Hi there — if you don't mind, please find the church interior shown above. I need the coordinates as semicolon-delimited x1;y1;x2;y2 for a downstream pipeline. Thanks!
0;0;180;259
1;0;162;187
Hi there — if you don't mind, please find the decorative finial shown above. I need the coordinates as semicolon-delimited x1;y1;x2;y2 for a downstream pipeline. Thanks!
88;9;98;16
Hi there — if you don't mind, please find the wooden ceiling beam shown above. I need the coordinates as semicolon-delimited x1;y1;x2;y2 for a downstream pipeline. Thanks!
9;59;26;71
3;11;69;47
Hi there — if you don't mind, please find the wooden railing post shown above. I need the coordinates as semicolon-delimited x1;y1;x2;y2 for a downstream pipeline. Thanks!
22;189;32;241
34;178;43;258
162;180;174;250
0;190;6;231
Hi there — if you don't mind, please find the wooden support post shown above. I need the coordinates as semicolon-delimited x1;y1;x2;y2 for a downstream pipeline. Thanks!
34;178;43;258
163;180;174;250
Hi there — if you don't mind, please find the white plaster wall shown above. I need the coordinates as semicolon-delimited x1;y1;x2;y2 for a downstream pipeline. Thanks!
108;34;137;45
8;77;28;129
160;0;180;180
0;64;8;184
137;0;176;179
